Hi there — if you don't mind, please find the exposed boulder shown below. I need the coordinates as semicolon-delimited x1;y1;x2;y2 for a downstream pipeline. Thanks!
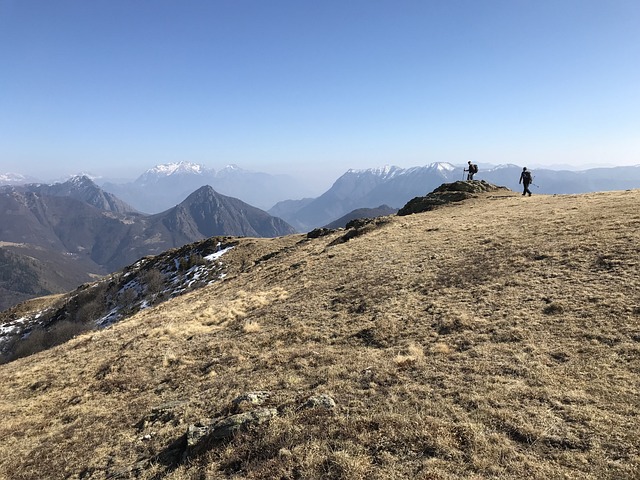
327;217;391;247
185;408;278;457
306;227;335;239
302;394;337;410
231;391;271;412
397;180;509;216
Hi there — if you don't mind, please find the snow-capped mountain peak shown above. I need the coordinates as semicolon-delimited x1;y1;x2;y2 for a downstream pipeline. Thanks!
221;164;242;172
427;162;457;173
135;161;215;186
0;172;38;185
67;174;96;186
147;161;209;177
347;165;404;180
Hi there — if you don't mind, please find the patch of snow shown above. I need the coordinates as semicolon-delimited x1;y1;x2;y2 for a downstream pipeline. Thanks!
204;246;234;261
0;173;29;184
145;161;208;177
96;308;121;327
68;174;95;184
0;315;31;340
0;324;19;336
346;165;404;179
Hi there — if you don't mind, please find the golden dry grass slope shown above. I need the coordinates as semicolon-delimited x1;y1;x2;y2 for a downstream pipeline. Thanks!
0;189;639;480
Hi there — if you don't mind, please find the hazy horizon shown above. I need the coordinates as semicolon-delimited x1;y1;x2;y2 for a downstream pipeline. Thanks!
2;1;639;189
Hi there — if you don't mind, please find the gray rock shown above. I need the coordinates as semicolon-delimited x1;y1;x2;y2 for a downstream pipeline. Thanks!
210;408;278;439
185;408;278;456
231;391;270;411
303;394;336;410
186;422;211;447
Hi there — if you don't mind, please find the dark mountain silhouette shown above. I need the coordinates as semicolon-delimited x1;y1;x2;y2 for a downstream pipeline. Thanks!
0;184;295;310
1;175;138;214
156;186;297;239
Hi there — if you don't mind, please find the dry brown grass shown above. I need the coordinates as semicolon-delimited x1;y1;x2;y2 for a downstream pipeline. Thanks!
1;189;639;479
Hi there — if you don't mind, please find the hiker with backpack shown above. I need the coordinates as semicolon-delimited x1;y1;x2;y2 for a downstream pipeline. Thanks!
464;161;478;180
519;167;533;196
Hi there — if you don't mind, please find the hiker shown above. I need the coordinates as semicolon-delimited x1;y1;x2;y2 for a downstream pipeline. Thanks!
464;161;478;180
519;167;532;196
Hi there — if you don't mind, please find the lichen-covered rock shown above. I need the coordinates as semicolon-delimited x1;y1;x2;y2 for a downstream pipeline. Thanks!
398;180;509;216
232;391;271;412
211;408;278;438
185;408;278;457
303;394;336;410
186;422;211;448
307;227;335;239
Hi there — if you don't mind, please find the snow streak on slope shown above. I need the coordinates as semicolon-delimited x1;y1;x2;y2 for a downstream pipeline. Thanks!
0;239;235;355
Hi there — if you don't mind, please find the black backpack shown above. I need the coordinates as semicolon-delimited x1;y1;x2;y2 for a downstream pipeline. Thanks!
522;171;532;182
470;164;478;174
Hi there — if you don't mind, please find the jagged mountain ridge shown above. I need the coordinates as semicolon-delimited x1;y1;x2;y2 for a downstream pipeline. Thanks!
0;179;295;310
5;162;640;227
274;163;459;230
0;175;138;214
0;172;40;185
101;161;314;213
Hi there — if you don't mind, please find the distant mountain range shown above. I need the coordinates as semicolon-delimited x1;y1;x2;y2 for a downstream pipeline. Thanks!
270;163;460;230
100;162;313;213
270;162;640;230
5;161;640;227
3;161;640;310
0;177;295;310
0;173;40;185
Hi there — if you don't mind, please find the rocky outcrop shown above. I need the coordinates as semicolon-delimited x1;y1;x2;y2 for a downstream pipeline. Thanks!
397;180;509;216
328;217;391;247
302;394;336;410
186;408;279;456
182;391;337;460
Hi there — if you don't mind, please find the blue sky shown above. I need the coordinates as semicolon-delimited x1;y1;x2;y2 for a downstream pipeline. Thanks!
1;0;639;186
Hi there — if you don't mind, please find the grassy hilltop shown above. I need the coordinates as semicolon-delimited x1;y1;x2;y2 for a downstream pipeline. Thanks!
0;187;638;479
